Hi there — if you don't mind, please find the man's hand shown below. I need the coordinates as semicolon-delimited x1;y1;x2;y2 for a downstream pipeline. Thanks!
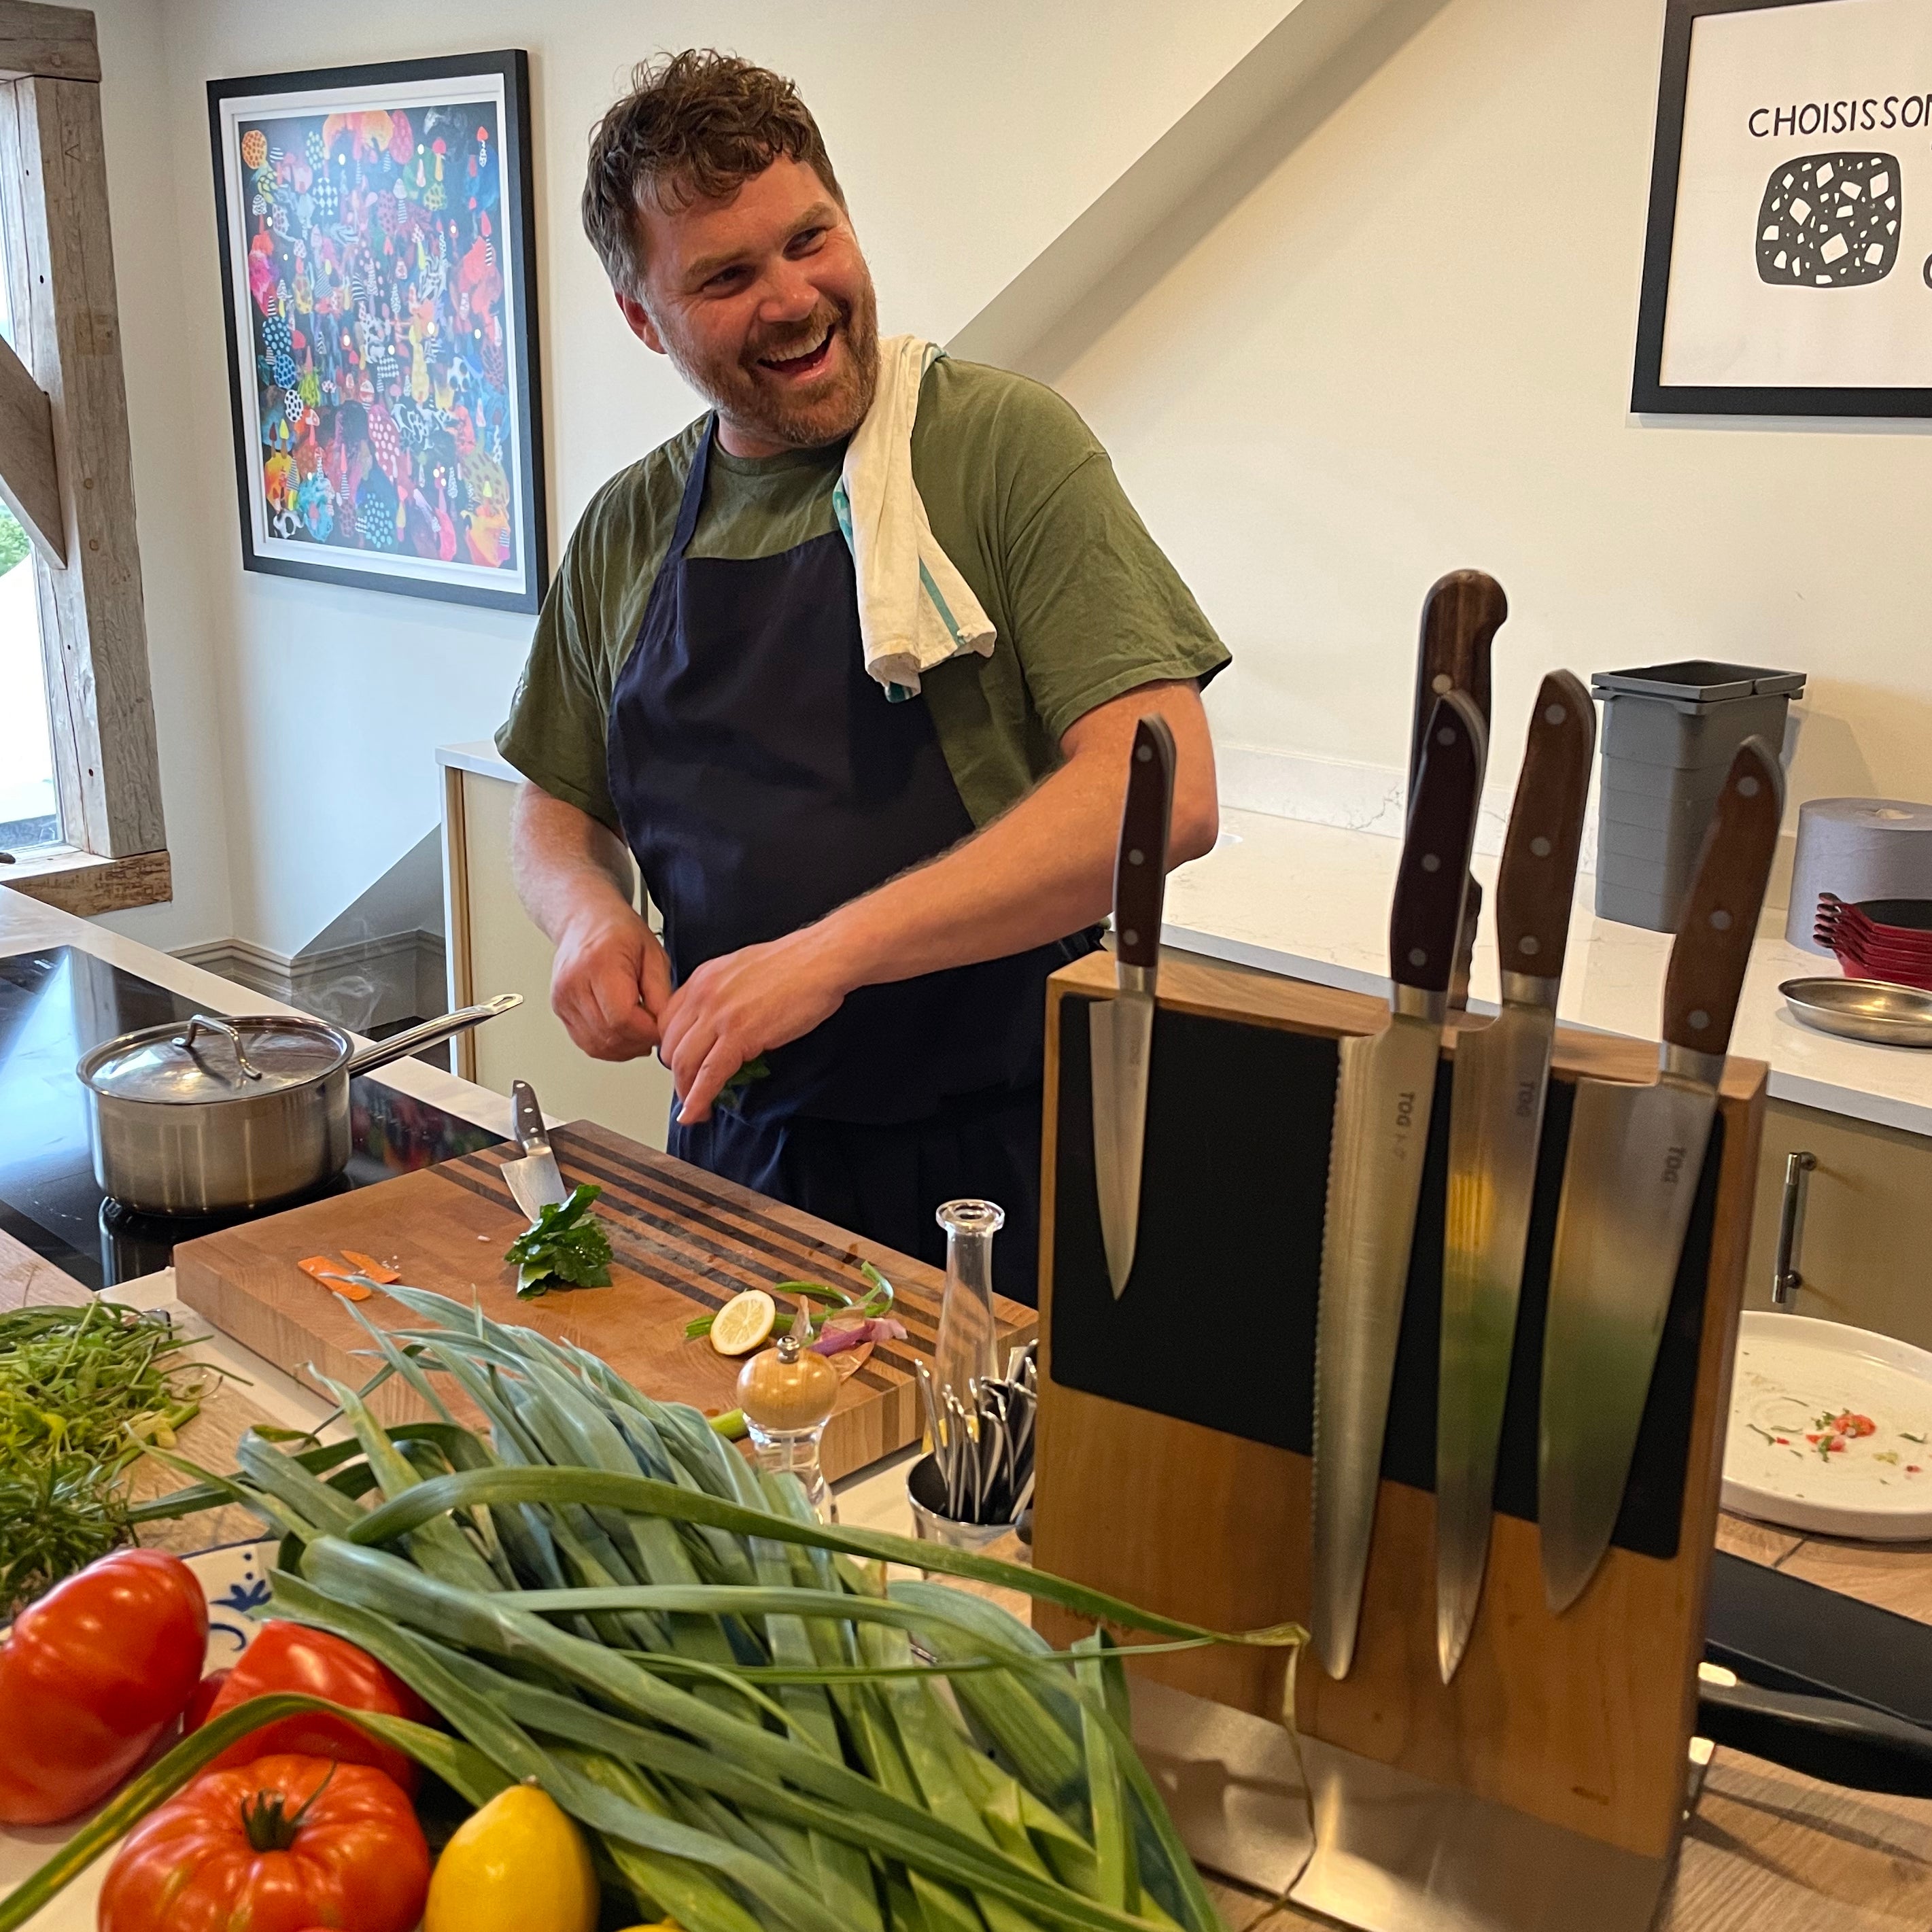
551;904;673;1061
659;928;849;1124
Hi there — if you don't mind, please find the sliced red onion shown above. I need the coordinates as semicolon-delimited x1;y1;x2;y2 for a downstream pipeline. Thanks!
811;1317;907;1356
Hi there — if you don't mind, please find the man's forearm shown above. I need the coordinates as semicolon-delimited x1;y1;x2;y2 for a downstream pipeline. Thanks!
509;782;637;943
812;680;1216;991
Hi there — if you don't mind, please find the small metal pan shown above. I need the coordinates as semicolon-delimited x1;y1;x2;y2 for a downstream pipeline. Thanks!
1780;977;1932;1049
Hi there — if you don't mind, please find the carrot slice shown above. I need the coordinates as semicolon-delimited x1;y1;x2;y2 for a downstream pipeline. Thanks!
339;1248;400;1285
296;1254;372;1302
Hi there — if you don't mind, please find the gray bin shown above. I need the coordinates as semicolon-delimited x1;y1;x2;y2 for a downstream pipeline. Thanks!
1591;661;1804;932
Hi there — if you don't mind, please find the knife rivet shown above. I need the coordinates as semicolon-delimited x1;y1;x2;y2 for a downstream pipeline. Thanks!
1545;704;1567;725
1738;775;1760;797
1437;726;1456;746
1409;948;1428;967
1689;1008;1711;1031
1709;908;1733;931
1122;929;1139;948
1136;745;1154;763
1432;673;1453;695
1519;935;1541;956
1127;848;1145;865
1531;836;1552;859
1421;852;1441;872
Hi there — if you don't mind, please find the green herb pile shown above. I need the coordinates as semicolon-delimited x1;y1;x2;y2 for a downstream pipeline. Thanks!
505;1182;616;1296
0;1302;209;1617
10;1285;1303;1932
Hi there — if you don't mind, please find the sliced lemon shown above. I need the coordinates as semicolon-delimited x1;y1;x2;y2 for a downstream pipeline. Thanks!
710;1288;776;1357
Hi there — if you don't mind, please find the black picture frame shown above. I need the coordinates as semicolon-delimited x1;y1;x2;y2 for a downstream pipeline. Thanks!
209;50;548;612
1634;0;1932;418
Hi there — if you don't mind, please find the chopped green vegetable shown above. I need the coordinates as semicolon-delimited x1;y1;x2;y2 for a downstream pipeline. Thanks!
0;1302;211;1617
504;1184;615;1298
714;1054;772;1113
684;1260;893;1341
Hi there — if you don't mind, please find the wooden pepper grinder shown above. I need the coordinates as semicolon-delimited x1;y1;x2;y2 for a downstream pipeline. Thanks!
737;1298;840;1521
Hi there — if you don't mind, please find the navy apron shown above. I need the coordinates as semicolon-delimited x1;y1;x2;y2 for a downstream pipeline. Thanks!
604;419;1094;1303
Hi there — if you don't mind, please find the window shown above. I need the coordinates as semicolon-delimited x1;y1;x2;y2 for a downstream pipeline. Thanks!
0;2;169;914
0;207;58;856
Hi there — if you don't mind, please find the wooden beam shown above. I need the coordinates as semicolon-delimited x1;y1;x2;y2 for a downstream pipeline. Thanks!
0;326;63;561
0;846;170;914
0;75;164;857
0;1;97;83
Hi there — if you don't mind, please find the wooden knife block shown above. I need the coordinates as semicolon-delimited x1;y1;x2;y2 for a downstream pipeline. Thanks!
1032;949;1765;1863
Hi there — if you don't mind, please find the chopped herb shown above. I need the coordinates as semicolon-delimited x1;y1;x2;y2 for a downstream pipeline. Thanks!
714;1054;772;1113
1747;1424;1777;1445
0;1303;213;1617
1902;1431;1927;1445
504;1183;615;1297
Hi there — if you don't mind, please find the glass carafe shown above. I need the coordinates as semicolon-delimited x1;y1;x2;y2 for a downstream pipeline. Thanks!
933;1198;1003;1408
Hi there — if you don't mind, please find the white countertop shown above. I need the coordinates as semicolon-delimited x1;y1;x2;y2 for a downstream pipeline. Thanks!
1165;808;1932;1140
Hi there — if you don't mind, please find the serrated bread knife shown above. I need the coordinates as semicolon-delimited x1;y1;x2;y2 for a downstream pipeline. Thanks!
1539;737;1784;1615
1089;714;1177;1298
1312;690;1487;1680
1435;670;1595;1683
1411;571;1506;1015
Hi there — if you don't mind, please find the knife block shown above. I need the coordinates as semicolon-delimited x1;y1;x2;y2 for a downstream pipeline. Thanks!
1032;948;1766;1867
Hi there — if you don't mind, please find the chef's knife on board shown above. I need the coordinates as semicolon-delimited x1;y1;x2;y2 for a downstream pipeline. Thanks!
1090;714;1177;1298
1313;689;1487;1680
1410;571;1506;1016
1435;670;1595;1684
504;1078;570;1226
1539;737;1784;1615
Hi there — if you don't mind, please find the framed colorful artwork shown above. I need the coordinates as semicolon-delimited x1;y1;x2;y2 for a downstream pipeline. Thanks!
209;51;547;611
1635;0;1932;417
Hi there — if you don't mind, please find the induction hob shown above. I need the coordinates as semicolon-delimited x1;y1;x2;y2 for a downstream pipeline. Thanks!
0;946;502;1290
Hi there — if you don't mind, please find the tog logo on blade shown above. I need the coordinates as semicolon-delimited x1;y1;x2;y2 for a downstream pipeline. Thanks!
1661;1144;1688;1186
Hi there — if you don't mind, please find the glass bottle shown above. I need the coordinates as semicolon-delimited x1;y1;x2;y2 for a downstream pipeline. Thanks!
737;1310;840;1522
933;1198;1003;1406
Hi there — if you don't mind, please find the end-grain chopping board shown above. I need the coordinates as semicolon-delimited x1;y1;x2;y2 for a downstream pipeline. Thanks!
173;1120;1035;1482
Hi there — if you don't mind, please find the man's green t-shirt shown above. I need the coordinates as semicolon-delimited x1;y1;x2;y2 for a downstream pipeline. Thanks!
496;356;1228;831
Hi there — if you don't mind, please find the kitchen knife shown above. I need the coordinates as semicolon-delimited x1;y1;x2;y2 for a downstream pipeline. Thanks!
1435;670;1595;1683
1313;689;1487;1680
503;1078;570;1226
1696;1674;1932;1799
1409;570;1506;1016
1090;712;1177;1298
1539;737;1784;1615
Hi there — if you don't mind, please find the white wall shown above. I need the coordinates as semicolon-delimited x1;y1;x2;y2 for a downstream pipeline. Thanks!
1058;0;1932;820
95;0;1293;957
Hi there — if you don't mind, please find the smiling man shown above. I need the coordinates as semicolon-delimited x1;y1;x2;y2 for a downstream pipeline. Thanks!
497;51;1226;1302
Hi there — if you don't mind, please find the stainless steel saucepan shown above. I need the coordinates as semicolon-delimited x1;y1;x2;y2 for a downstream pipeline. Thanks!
77;994;521;1216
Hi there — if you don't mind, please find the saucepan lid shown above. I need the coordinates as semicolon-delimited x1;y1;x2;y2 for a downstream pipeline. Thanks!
79;1012;353;1103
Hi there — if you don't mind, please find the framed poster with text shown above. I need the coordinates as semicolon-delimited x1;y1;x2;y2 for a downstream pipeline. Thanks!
209;51;548;610
1634;0;1932;416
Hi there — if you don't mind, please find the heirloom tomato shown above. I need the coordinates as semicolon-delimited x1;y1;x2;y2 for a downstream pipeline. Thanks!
0;1547;207;1825
98;1753;430;1932
201;1620;432;1792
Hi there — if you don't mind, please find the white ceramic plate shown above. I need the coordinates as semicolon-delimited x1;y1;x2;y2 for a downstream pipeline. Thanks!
0;1538;279;1928
1721;1313;1932;1538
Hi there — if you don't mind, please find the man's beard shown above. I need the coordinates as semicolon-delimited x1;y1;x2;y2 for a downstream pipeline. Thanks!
662;279;880;451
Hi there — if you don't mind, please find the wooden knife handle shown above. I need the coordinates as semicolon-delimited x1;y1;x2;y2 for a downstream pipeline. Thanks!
1409;570;1506;793
1496;670;1595;977
1114;714;1177;969
1662;737;1784;1056
1390;691;1487;994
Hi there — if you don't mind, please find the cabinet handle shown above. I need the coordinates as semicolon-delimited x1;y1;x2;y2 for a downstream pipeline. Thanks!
1771;1152;1816;1307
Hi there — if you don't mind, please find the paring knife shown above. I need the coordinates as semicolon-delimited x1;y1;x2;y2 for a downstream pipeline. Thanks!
1409;570;1506;1016
1312;689;1487;1680
1435;670;1595;1684
1089;713;1177;1298
503;1078;570;1226
1539;737;1783;1615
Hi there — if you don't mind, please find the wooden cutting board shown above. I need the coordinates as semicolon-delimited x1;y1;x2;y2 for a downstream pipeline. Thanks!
173;1119;1035;1482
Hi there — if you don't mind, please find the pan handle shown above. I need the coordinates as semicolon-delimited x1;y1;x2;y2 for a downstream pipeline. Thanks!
343;993;523;1079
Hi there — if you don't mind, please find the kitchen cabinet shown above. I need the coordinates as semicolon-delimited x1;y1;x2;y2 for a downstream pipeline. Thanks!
1744;1097;1932;1350
438;745;675;1146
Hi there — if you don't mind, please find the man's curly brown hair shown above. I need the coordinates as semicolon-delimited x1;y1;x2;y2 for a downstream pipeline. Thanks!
583;50;846;298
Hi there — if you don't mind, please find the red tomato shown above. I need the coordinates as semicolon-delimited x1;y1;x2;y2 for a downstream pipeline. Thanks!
99;1753;429;1932
184;1668;230;1733
202;1621;432;1793
0;1548;208;1825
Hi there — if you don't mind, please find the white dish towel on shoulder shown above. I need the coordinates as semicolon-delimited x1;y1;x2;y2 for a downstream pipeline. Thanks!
834;335;996;700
